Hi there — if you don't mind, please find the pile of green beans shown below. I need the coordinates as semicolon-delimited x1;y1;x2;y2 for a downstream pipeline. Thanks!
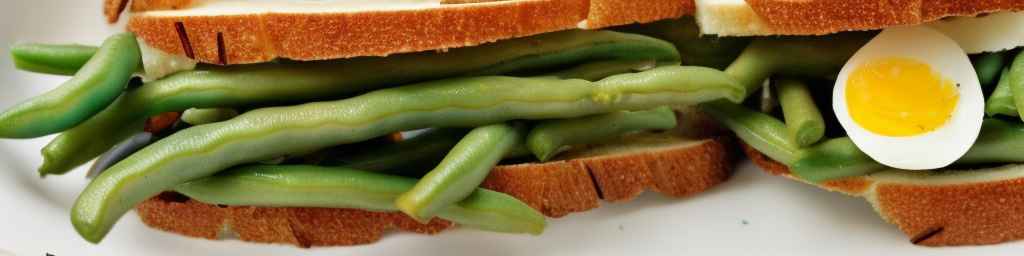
11;43;99;76
527;107;677;161
71;65;743;242
396;123;525;222
0;33;140;138
37;30;683;176
175;165;546;235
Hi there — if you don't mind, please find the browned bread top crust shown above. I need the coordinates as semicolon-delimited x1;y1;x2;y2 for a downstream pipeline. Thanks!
744;0;1024;35
741;143;1024;246
111;0;691;64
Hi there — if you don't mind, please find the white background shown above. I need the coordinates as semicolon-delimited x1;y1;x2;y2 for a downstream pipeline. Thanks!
0;1;1021;255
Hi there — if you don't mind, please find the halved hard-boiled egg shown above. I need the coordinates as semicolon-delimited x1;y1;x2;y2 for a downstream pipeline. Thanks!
833;26;984;170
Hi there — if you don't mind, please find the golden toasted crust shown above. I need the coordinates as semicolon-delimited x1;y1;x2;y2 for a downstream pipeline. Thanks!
742;0;1024;35
584;0;694;29
124;0;589;64
136;137;734;247
742;145;1024;246
112;0;695;64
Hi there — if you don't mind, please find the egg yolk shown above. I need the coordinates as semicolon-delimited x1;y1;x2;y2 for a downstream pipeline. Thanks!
846;57;959;137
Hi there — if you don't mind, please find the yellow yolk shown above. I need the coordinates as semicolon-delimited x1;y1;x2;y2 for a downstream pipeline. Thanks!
846;57;960;137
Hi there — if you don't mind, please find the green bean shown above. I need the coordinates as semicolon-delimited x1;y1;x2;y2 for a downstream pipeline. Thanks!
726;33;873;97
958;118;1024;164
986;67;1018;117
71;66;743;243
1009;51;1024;120
789;137;885;183
526;106;677;161
776;79;825;147
972;51;1006;87
39;30;680;176
180;108;239;125
323;128;467;176
175;165;546;235
10;43;99;76
701;101;802;164
0;33;140;138
396;123;525;222
545;59;657;81
617;18;750;69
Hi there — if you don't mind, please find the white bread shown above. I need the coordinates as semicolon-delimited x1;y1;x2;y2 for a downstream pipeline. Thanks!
107;0;1024;64
742;144;1024;246
108;0;689;64
137;130;735;247
696;0;1024;36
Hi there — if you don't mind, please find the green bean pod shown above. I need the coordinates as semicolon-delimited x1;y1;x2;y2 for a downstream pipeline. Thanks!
71;66;743;243
986;67;1018;117
323;128;467;175
788;137;886;183
39;30;680;176
0;33;140;138
617;18;751;69
776;79;825;147
180;108;239;125
972;51;1006;87
545;59;657;81
527;106;677;161
701;101;801;164
175;165;546;235
397;123;525;222
1009;51;1024;120
10;43;99;76
726;33;873;97
958;118;1024;164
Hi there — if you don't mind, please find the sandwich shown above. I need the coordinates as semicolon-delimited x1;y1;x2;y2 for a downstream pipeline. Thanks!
3;0;1023;249
5;0;739;247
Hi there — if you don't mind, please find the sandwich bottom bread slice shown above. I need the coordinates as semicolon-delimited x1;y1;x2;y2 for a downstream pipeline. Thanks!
135;113;735;247
742;144;1024;246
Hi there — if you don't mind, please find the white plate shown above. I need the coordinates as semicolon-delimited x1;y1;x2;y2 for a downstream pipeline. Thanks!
1;1;1021;255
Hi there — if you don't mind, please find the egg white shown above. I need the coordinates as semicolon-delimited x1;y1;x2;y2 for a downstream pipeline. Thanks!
833;26;984;170
928;11;1024;54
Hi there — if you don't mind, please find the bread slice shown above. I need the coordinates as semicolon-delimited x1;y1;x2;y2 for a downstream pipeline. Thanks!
135;127;735;247
696;0;1024;36
107;0;690;64
137;137;731;247
741;143;1024;246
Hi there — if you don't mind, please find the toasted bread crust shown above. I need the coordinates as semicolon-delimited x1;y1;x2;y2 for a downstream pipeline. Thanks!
136;137;733;247
584;0;694;29
742;144;1024;246
124;0;589;64
742;0;1024;35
